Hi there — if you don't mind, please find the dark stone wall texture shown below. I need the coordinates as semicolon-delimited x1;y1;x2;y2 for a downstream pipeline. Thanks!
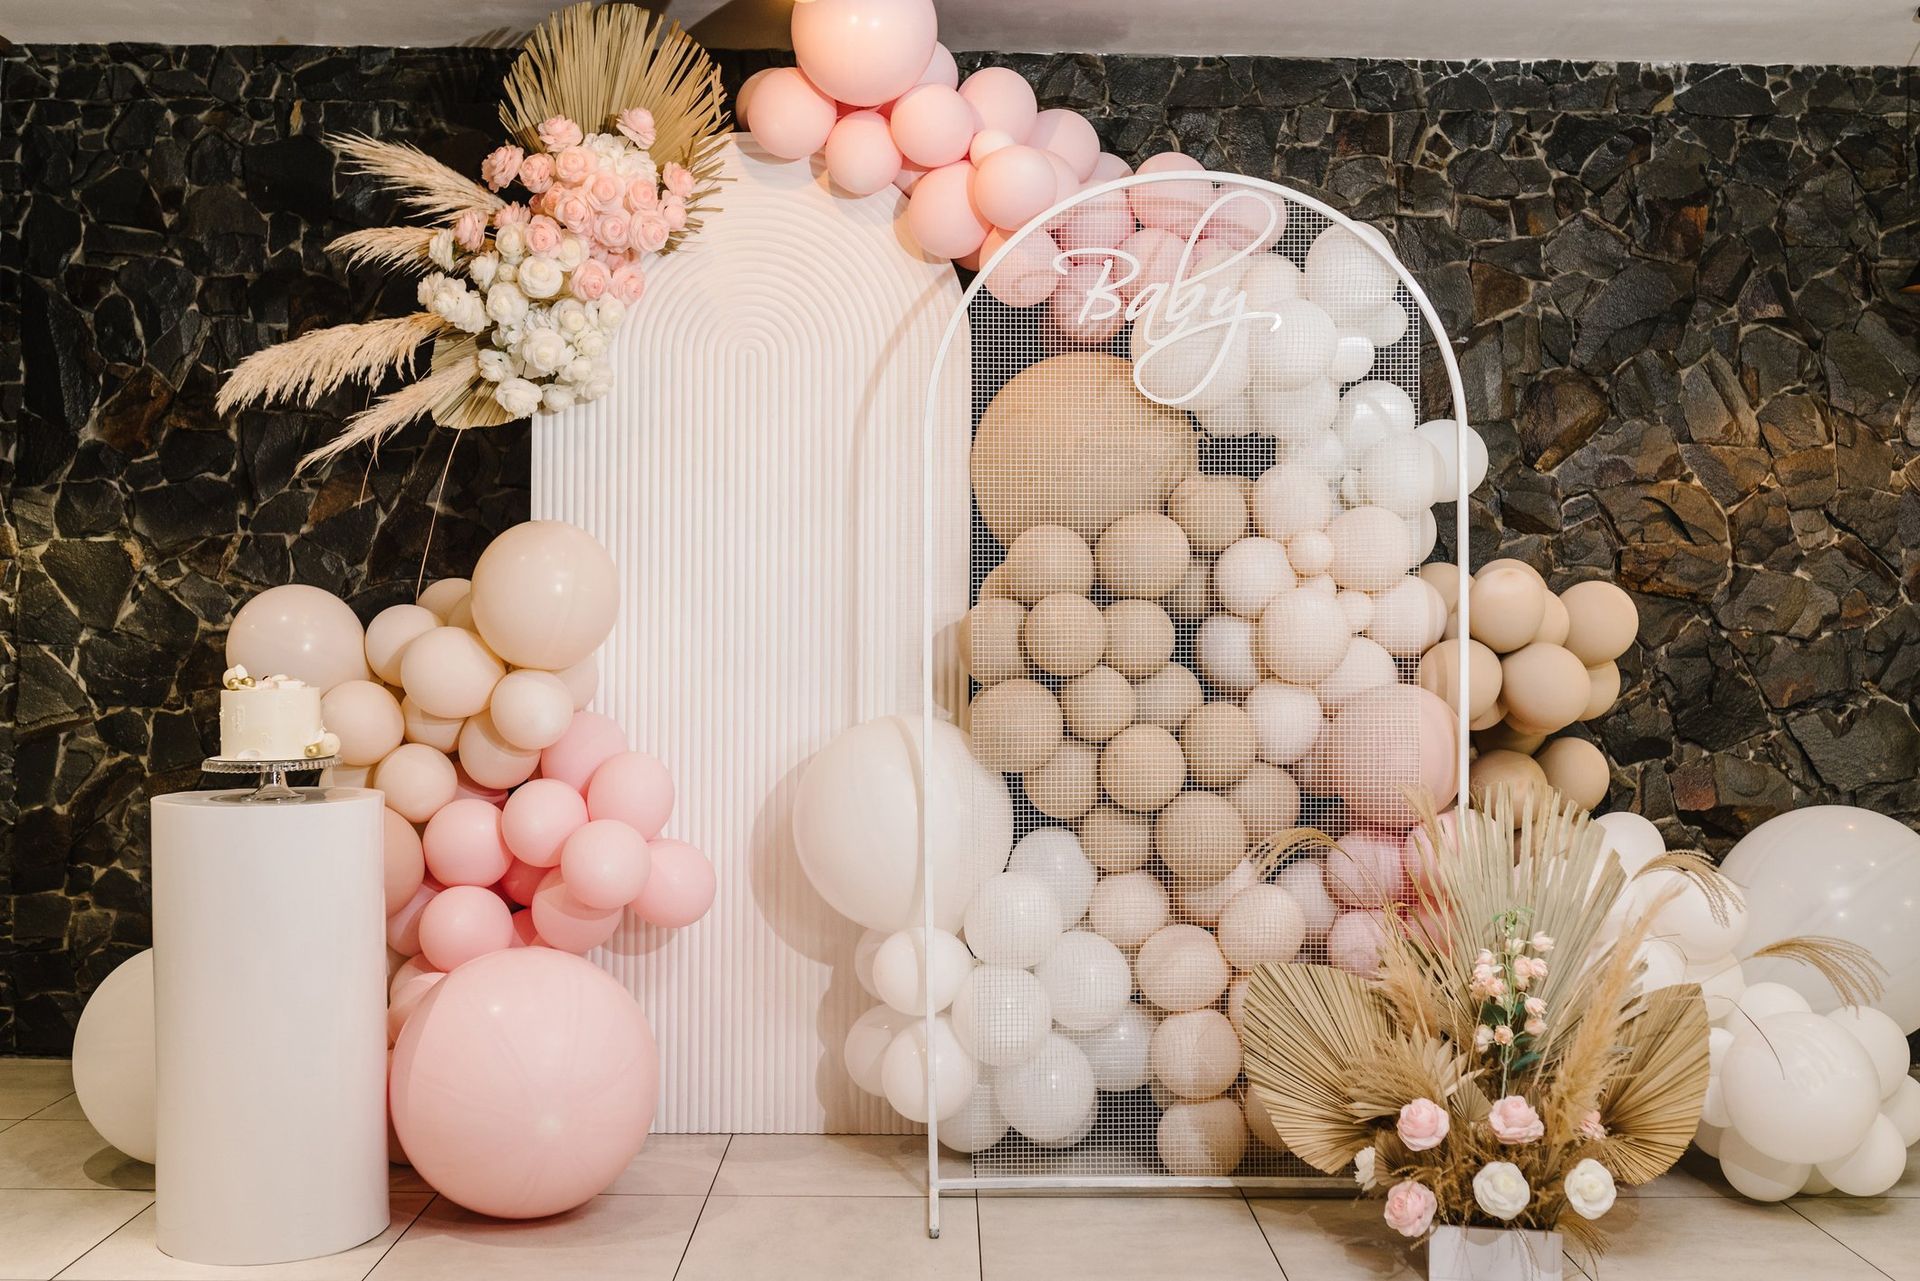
4;45;1918;1053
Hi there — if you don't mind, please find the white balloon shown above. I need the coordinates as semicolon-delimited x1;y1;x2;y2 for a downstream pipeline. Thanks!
1415;419;1489;502
1722;1011;1881;1165
993;1033;1097;1143
1635;938;1687;995
1158;1096;1249;1177
1592;811;1666;876
872;927;975;1016
949;965;1052;1068
72;949;156;1164
1817;1114;1907;1195
1304;225;1398;324
1067;1002;1155;1091
1196;612;1262;695
845;1004;913;1095
1034;931;1131;1031
1131;317;1250;410
1247;299;1337;390
937;1080;1009;1153
1828;1006;1912;1100
853;929;888;1000
1328;333;1375;384
1245;680;1324;766
1884;1076;1920;1146
1723;806;1920;1033
1353;435;1438;517
1250;380;1337;444
1008;828;1097;925
1718;1127;1809;1202
1277;857;1338;936
1735;981;1813;1027
1331;380;1415;459
1642;871;1748;963
881;1015;977;1124
1684;953;1747;1023
1695;1121;1725;1158
1238;254;1302;310
1702;1026;1734;1127
1363;300;1409;348
1214;537;1297;619
963;872;1064;968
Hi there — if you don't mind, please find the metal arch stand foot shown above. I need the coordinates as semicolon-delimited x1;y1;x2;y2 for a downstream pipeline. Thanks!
926;1184;940;1239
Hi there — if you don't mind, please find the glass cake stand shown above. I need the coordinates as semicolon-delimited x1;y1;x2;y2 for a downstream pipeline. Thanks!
201;755;339;804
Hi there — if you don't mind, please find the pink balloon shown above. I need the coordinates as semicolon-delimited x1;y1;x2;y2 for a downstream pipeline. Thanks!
734;67;775;124
1046;261;1124;348
1027;108;1100;181
509;908;541;948
894;158;931;193
915;41;958;91
745;66;837;161
1131;151;1215;236
539;711;628;792
390;954;439;994
530;868;624;954
971;144;1057;231
1090;151;1133;183
791;0;938;108
632;839;716;928
1324;684;1454;831
1404;810;1458;898
375;743;459;825
958;67;1037;141
383;807;426;916
1050;187;1135;253
1207;189;1286;252
487;669;575;751
322;680;405;767
906;161;990;261
968;128;1015;165
387;969;444;1045
501;777;590;868
418;884;515;972
386;880;440;956
888;84;978;169
457;710;540;790
225;583;370;692
1115;226;1184;300
824;110;903;196
585;751;676;839
981;227;1063;308
560;820;654;910
1325;827;1409;908
451;765;508;807
1328;910;1389;975
422;797;511;888
389;949;658;1218
498;857;548;907
1043;150;1080;204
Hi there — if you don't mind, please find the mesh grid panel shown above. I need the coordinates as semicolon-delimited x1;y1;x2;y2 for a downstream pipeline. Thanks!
928;176;1450;1188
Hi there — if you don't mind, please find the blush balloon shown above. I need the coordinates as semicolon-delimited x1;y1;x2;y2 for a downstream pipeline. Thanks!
1090;152;1132;183
225;584;370;691
1027;108;1100;181
383;807;426;916
365;604;439;686
509;909;541;948
456;711;541;790
451;766;508;807
386;881;439;956
907;161;990;260
498;858;548;907
386;969;444;1045
972;144;1058;231
1114;226;1184;301
915;41;958;90
469;521;619;672
422;797;512;888
889;85;978;169
1047;262;1124;348
416;578;470;622
1051;187;1134;253
585;751;676;839
632;839;716;928
501;777;591;868
487;669;575;751
323;680;405;767
824;110;903;195
560;820;654;911
744;67;837;160
530;868;624;955
791;0;939;107
1130;151;1213;237
958;67;1037;141
539;711;628;791
418;884;515;972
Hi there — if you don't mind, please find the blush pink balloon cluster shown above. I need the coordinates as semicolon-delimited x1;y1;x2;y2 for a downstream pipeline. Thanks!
740;0;1186;271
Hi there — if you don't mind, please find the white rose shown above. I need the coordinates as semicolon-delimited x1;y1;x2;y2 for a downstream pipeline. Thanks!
588;132;624;160
457;296;489;333
416;272;445;307
563;357;595;385
495;223;527;263
573;330;607;358
477;349;515;382
518;255;564;300
1562;1159;1615;1220
595;297;626;331
428;228;457;270
554;235;588;272
1472;1162;1530;1222
495;259;518;284
542;384;576;412
551;298;588;336
1353;1147;1378;1192
494;377;542;417
517;329;573;376
485;282;528;326
468;253;499;289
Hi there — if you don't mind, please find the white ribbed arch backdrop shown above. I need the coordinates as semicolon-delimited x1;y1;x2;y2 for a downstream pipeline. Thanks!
532;136;972;1133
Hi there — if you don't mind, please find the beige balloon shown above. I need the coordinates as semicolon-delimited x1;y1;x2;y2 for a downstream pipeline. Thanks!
374;742;459;824
1180;702;1257;788
1499;642;1592;736
1418;562;1469;614
1163;557;1215;622
400;626;504;720
364;604;439;686
1583;660;1622;720
1100;723;1186;812
554;655;600;710
1534;590;1571;646
969;679;1063;773
320;680;404;767
1418;637;1503;721
1079;803;1151;873
1025;741;1099;821
1136;923;1230;1012
1467;565;1547;654
1104;599;1175;678
487;669;575;750
962;599;1028;685
1132;663;1205;731
1096;512;1192;600
402;695;463;753
456;709;541;790
415;578;471;621
1154;790;1246;885
1468;748;1548;803
1229;762;1301;840
469;520;619;671
1060;665;1134;742
1166;474;1249;554
1022;593;1106;677
1002;525;1095;603
1559;580;1639;665
1537;736;1610;810
225;584;370;691
1474;720;1547;756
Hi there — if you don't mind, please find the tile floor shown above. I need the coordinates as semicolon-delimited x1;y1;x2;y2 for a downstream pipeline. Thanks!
4;1057;1917;1279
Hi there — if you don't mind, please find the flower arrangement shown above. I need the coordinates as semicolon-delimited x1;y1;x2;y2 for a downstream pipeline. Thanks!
1242;785;1726;1257
215;2;726;468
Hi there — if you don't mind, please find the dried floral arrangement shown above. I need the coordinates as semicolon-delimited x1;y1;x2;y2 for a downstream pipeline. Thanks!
216;2;728;468
1242;785;1728;1254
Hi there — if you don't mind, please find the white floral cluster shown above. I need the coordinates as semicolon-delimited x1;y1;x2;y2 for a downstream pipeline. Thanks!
475;295;626;416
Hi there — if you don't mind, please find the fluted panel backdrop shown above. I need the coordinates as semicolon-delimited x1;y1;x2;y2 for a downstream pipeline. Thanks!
533;138;971;1133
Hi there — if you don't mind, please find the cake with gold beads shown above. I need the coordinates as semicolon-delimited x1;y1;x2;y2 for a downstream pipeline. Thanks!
218;667;341;761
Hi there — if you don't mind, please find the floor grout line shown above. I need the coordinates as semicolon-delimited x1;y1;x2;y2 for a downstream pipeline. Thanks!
1783;1199;1900;1280
974;1194;984;1281
353;1189;436;1280
1241;1189;1289;1279
668;1132;731;1281
49;1192;157;1280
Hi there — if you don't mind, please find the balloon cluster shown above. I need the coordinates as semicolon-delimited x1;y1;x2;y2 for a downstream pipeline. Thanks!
1412;562;1640;812
741;0;1146;266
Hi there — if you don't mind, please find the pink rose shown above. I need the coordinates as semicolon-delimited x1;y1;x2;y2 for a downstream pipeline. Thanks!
624;178;659;214
537;115;583;152
585;173;622;211
554;145;595;186
492;201;530;228
1383;1180;1437;1239
1396;1098;1450;1152
663;162;694;199
570;258;610;301
609;263;646;304
616;107;657;148
518;152;556;194
453;208;487;252
633;215;670;253
554;191;596;233
480;144;524;191
594;212;631;249
525;214;563;255
1488;1095;1545;1145
662;199;687;231
1579;1110;1607;1142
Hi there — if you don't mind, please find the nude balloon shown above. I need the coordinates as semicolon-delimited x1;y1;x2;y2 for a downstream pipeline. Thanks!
791;0;938;107
402;696;462;752
744;67;837;160
401;626;503;720
488;669;575;751
585;751;676;840
322;680;405;767
457;711;541;791
225;584;370;691
365;604;439;685
539;711;628;791
383;807;426;915
375;743;459;825
958;67;1037;141
469;521;619;672
633;839;716;927
416;578;470;622
824;110;903;196
501;778;589;868
907;161;990;260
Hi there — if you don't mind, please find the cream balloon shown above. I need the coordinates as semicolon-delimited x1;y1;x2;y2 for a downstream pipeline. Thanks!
1034;930;1131;1031
469;520;619;671
993;1034;1096;1145
1816;1113;1906;1196
949;965;1051;1068
455;711;541;790
72;949;156;1163
881;1016;976;1124
401;695;462;753
487;669;575;751
225;584;369;691
374;743;459;824
871;927;974;1016
364;604;439;685
400;626;504;719
320;680;405;767
416;578;471;621
1721;1011;1880;1165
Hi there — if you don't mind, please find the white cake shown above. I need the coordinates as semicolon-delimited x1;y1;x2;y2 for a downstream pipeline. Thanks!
218;668;337;760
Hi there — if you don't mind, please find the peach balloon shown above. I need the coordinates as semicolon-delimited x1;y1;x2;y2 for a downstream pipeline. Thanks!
365;604;439;685
1404;809;1458;898
539;711;628;791
972;144;1058;230
1051;187;1134;253
469;521;619;672
529;868;623;955
1326;827;1409;907
501;778;590;868
386;880;439;955
733;67;774;124
226;583;369;691
889;84;978;168
791;0;938;107
498;857;548;907
916;41;959;90
423;797;512;887
907;161;990;260
632;839;716;927
322;680;404;767
457;711;541;790
383;807;426;915
418;884;515;972
1028;108;1100;181
554;655;599;710
824;110;902;195
958;67;1037;141
969;128;1016;164
400;626;503;719
744;67;836;160
894;158;930;193
387;968;443;1045
585;750;676;840
560;820;654;910
488;669;575;751
375;743;459;824
981;227;1063;308
401;695;462;752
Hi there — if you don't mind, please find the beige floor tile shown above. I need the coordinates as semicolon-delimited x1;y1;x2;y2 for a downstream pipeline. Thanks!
0;1063;75;1121
0;1121;151;1191
27;1097;86;1123
604;1134;729;1195
1250;1198;1423;1280
982;1195;1280;1280
0;1189;150;1280
710;1133;965;1197
368;1194;702;1281
676;1195;975;1281
1620;1153;1742;1198
386;1164;431;1194
1790;1196;1920;1280
1566;1196;1886;1280
60;1193;429;1281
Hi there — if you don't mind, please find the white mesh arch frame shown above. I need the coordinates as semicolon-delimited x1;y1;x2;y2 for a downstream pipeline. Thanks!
916;171;1473;1234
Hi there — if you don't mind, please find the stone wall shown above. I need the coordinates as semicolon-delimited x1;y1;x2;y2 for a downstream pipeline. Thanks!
4;45;1917;1052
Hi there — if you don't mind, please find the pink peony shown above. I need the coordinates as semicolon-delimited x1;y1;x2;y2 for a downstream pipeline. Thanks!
570;258;610;301
481;144;524;191
1488;1095;1545;1145
586;171;625;211
624;178;659;214
1396;1098;1450;1152
537;115;583;152
1579;1110;1607;1142
615;107;657;148
554;191;596;233
525;214;563;255
633;215;670;253
518;152;556;194
662;200;688;232
453;208;487;252
609;263;647;303
1383;1180;1437;1239
594;212;631;249
492;201;530;228
554;145;595;186
663;161;694;198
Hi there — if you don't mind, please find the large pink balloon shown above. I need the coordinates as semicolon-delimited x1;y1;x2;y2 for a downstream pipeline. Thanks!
226;584;369;691
958;67;1036;141
744;67;837;160
1321;684;1459;830
457;711;541;791
383;807;426;916
1051;187;1135;253
389;948;658;1218
560;820;654;910
824;110;902;196
888;85;978;169
632;839;716;928
418;884;515;972
1027;108;1100;181
539;711;627;792
980;226;1063;308
791;0;938;108
906;161;990;261
422;797;512;888
322;680;405;767
971;144;1057;231
374;743;458;825
584;751;675;840
470;521;619;672
529;869;624;954
501;777;590;868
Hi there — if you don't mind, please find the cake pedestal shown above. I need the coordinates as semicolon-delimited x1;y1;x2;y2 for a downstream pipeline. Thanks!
151;787;389;1265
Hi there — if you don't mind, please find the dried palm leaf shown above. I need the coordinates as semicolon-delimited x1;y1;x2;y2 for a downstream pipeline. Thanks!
296;336;489;470
1242;962;1391;1173
1749;936;1886;1009
332;135;504;224
327;227;439;272
1592;984;1711;1184
216;313;447;416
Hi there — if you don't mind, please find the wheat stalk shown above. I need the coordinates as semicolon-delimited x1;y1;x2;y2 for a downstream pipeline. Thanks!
216;313;447;415
327;227;439;272
332;134;504;224
296;336;489;470
1748;936;1886;1009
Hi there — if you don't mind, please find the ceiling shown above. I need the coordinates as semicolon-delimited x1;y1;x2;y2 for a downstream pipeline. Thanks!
7;0;1918;66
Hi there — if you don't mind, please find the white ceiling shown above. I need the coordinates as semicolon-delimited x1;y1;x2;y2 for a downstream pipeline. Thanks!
8;0;1918;66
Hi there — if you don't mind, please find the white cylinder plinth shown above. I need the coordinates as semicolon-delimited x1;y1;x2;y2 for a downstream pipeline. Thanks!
152;787;389;1265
